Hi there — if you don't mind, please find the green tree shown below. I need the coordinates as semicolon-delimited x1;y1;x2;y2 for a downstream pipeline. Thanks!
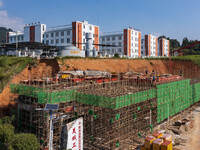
170;39;180;49
182;37;189;47
0;115;15;125
11;133;40;150
113;53;120;58
0;124;15;144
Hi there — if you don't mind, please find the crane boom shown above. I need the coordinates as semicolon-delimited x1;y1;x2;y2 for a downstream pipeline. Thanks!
170;41;200;55
169;41;200;73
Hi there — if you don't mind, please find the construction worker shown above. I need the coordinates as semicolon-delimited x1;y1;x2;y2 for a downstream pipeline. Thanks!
145;70;148;75
102;80;105;88
152;76;156;83
90;80;93;84
179;70;183;76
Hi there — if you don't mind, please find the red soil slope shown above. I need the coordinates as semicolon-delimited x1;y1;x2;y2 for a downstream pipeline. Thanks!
0;58;199;114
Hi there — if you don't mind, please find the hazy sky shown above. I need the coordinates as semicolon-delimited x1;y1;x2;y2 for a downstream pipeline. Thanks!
0;0;200;43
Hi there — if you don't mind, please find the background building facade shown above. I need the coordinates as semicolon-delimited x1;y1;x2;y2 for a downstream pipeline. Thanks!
99;27;141;58
6;20;170;58
144;34;158;57
159;38;170;57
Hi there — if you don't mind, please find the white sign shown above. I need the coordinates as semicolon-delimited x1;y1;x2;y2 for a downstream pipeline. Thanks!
67;117;83;150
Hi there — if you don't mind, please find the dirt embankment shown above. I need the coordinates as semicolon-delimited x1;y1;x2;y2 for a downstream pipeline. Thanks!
0;58;200;115
162;60;200;79
59;59;169;74
0;59;59;107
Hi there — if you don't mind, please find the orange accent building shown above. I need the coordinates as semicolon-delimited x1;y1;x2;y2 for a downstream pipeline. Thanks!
72;21;99;51
144;34;158;57
100;27;141;58
159;38;170;57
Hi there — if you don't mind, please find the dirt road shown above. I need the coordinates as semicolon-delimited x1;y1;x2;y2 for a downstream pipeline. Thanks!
185;107;200;150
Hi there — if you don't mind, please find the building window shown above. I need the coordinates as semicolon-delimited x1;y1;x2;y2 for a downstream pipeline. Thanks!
43;26;45;31
67;38;70;43
118;48;121;52
51;33;54;37
112;36;115;40
18;37;20;41
51;40;54;44
102;37;105;41
83;25;85;29
61;31;64;36
10;38;12;42
56;39;59;44
83;32;85;36
118;36;122;40
42;34;44;38
46;40;49;44
90;26;92;30
135;32;137;35
118;42;122;47
56;32;59;37
67;30;70;36
83;46;85;50
46;34;49;38
61;39;64;43
135;38;138;41
107;37;110;41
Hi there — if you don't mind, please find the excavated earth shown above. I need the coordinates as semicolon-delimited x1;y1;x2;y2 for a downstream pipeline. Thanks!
0;58;199;117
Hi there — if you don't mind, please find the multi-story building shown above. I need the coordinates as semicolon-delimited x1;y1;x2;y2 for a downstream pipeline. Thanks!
6;21;99;52
5;20;170;58
44;21;99;51
144;34;158;57
159;38;170;57
7;23;46;43
100;27;141;58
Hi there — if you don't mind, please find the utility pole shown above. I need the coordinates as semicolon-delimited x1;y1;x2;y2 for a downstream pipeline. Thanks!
16;31;18;56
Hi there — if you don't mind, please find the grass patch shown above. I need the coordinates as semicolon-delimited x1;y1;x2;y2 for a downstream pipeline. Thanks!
0;56;37;93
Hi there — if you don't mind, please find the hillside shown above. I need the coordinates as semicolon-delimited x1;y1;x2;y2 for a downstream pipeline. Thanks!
0;27;12;44
0;56;36;93
0;56;200;110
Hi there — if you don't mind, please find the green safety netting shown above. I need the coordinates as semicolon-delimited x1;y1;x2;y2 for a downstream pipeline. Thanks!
156;79;200;123
10;84;76;104
76;88;156;109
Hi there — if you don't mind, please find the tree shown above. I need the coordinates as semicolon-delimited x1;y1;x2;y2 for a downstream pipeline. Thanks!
170;39;180;49
182;37;189;47
0;124;15;144
113;53;120;58
11;133;40;150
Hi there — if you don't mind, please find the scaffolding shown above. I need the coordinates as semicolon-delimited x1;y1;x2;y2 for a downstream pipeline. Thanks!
9;71;200;150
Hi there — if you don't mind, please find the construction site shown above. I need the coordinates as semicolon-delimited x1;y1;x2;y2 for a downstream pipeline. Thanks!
0;57;198;150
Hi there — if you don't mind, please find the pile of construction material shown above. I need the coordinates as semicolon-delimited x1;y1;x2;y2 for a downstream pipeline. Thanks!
141;131;173;150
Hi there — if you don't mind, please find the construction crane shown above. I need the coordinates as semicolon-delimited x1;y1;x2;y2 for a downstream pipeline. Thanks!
169;41;200;73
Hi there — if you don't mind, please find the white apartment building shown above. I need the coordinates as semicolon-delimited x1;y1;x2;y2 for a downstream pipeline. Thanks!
7;23;46;43
7;21;99;52
99;27;141;58
44;21;99;51
144;34;158;57
159;38;170;57
100;32;124;56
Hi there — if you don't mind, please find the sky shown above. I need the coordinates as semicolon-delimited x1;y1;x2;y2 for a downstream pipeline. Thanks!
0;0;200;43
